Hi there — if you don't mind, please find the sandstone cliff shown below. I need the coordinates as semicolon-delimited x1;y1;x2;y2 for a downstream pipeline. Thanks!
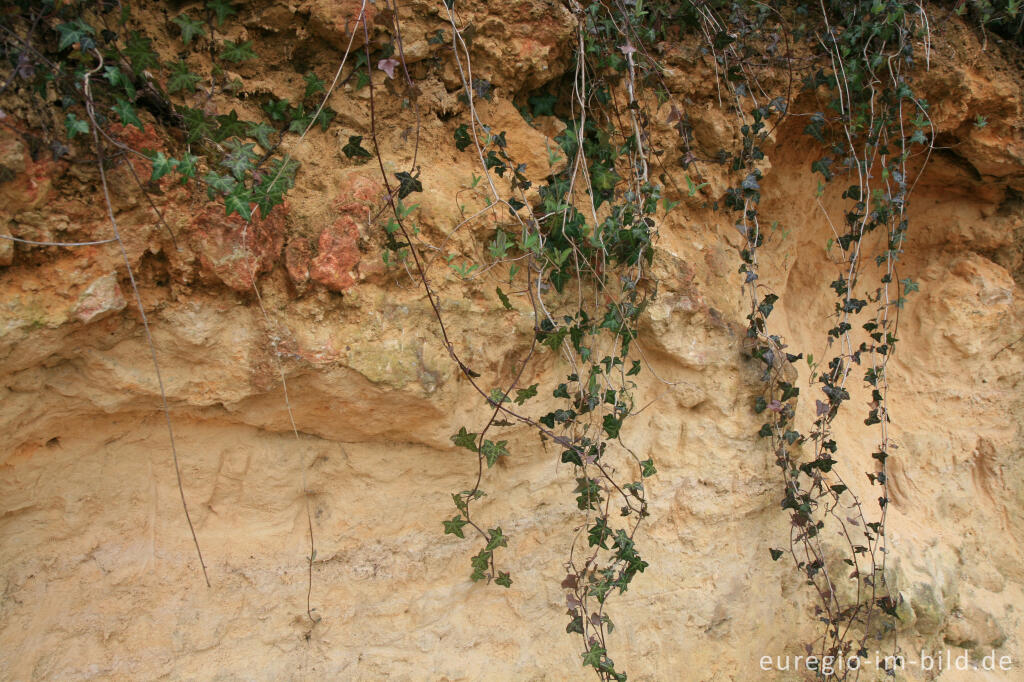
0;1;1022;680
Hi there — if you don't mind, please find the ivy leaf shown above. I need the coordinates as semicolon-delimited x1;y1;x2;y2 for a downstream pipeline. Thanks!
206;0;237;26
395;171;422;199
111;98;144;130
176;152;199;183
626;360;642;376
180;106;214;143
103;66;136;100
454;124;471;151
639;458;656;477
602;414;622;439
252;156;298;215
56;19;96;51
494;571;512;588
167;61;201;94
172;14;207;46
450;426;478;452
485;527;507;551
480;439;508;467
224;186;253;220
215;110;247;140
303;71;326;99
769;548;784;561
582;644;607;668
220;40;256;63
263;98;290;122
203;170;237;198
342;135;372;159
313;107;336;132
514;384;538;405
443;515;468;539
246;121;276;150
493;286;514;310
124;31;160;74
147;151;178;182
220;140;258;179
64;113;89;139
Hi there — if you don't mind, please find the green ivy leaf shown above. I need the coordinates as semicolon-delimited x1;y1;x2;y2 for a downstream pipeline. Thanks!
64;113;89;139
167;61;202;94
513;384;537;405
103;66;136;100
582;643;607;668
220;140;258;180
124;31;160;74
303;72;326;99
639;458;656;477
220;40;256;63
215;110;248;140
480;439;508;467
263;98;290;122
224;186;253;220
495;286;513;310
313;107;336;132
602;414;622;439
485;527;507;551
56;19;96;51
494;571;512;588
203;170;236;198
172;14;207;46
451;426;478;452
443;515;468;539
176;153;199;183
180;106;214;143
111;98;144;130
246;121;276;150
147;151;178;182
769;548;784;561
206;0;237;26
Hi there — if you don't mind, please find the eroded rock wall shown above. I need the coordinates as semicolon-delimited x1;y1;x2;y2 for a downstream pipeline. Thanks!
0;2;1022;680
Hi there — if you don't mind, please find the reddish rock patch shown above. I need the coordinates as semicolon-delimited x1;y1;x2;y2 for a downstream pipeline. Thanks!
285;237;313;289
189;203;287;292
310;215;361;292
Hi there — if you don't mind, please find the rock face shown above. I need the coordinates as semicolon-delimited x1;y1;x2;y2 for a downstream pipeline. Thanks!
1;4;1022;681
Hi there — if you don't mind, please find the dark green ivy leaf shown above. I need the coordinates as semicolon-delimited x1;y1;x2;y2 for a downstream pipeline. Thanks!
224;186;253;220
450;426;478;451
167;61;202;94
514;384;538;405
769;548;784;561
453;124;471;151
172;14;206;45
220;40;256;63
124;31;160;74
495;286;513;310
395;171;422;199
342;135;372;159
206;0;237;26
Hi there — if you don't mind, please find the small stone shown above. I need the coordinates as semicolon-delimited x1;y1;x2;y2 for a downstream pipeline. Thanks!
74;273;127;324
